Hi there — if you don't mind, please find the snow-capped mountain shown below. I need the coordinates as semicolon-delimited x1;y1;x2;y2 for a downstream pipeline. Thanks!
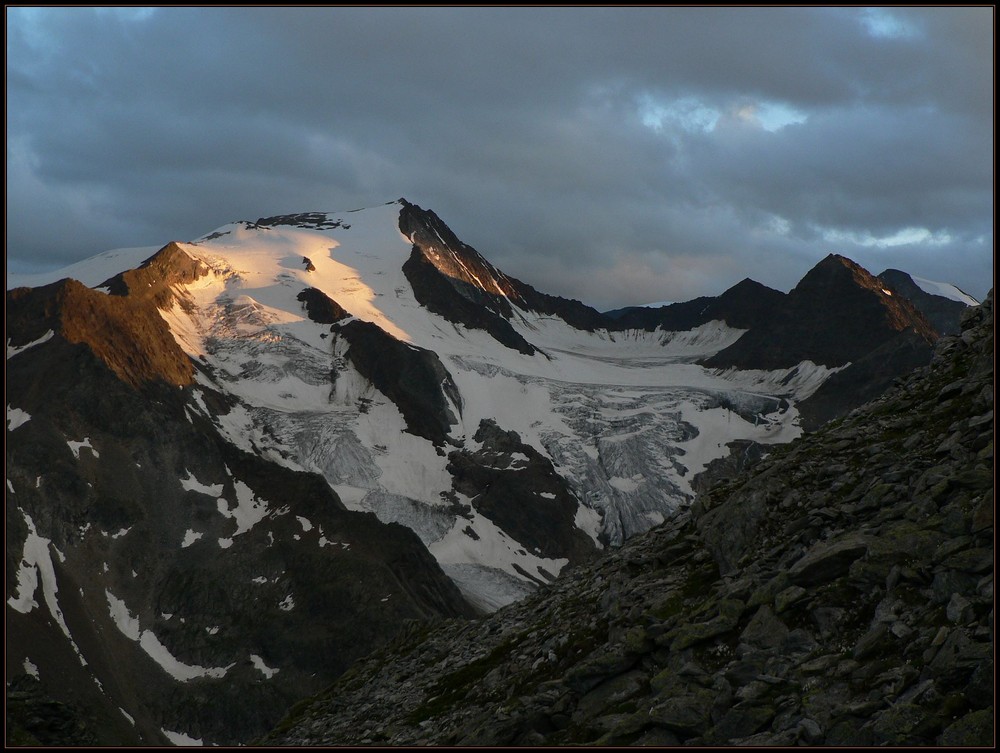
6;198;965;745
11;200;840;607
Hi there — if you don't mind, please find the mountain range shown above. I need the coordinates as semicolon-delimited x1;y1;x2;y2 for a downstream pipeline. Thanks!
5;198;981;745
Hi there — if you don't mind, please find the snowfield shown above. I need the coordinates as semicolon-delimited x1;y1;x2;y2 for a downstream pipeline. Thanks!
910;274;979;306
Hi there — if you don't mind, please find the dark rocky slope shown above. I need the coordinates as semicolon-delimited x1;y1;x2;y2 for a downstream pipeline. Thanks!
794;329;938;432
333;319;463;446
265;291;993;747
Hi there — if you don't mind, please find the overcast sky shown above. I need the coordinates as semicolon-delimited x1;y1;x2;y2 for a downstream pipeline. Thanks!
6;7;994;309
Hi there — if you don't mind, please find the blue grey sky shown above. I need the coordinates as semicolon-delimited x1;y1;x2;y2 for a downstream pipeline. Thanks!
6;7;993;309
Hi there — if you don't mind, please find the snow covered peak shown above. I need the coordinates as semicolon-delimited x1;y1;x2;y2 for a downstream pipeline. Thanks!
185;200;418;342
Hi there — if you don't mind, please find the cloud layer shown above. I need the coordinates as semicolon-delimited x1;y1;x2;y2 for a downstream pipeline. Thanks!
7;7;993;308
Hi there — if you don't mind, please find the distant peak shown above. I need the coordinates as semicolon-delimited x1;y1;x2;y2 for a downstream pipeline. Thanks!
724;277;777;295
879;267;909;279
798;253;875;289
817;252;864;270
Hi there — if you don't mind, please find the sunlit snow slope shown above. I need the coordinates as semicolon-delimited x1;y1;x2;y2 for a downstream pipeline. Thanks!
909;275;979;306
10;200;838;610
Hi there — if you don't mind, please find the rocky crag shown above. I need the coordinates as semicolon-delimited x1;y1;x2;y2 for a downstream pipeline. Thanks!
265;291;993;747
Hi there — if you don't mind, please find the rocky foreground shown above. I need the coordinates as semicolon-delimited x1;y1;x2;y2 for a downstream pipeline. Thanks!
265;292;993;747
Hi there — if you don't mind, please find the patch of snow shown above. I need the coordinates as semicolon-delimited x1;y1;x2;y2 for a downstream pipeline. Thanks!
106;589;234;682
23;657;39;678
249;654;279;679
295;515;313;532
429;512;568;589
206;626;220;635
7;511;88;665
161;727;204;747
332;484;373;509
644;511;666;526
217;538;233;549
278;594;295;611
120;708;135;725
442;563;536;612
67;437;99;459
573;502;603;545
910;275;979;306
105;590;141;640
608;476;641;493
714;360;844;400
188;390;211;419
216;480;269;537
6;330;55;359
180;470;224;497
7;405;32;431
180;530;203;548
252;576;268;584
6;479;13;494
881;288;893;296
111;527;131;539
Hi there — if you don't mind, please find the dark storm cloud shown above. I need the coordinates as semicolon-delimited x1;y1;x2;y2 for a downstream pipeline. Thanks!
7;7;993;308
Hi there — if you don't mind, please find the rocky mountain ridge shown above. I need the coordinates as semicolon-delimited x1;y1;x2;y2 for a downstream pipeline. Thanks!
703;253;938;371
265;290;993;747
